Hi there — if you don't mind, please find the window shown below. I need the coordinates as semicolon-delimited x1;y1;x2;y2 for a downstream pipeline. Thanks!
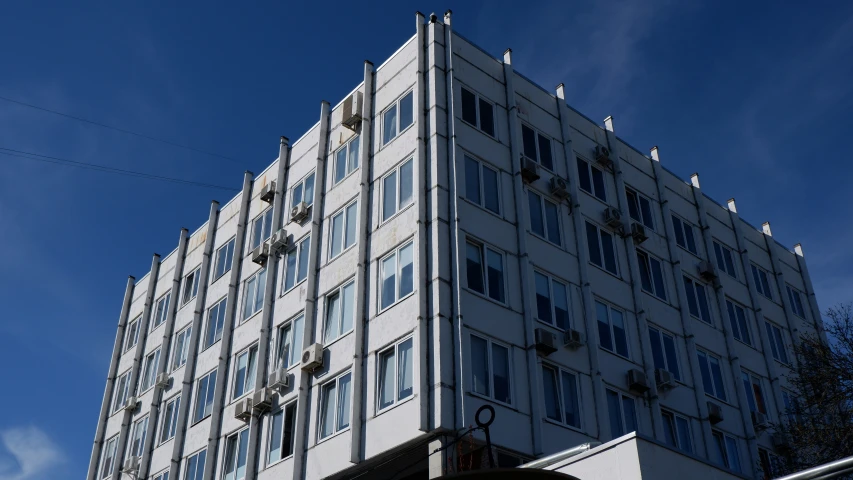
380;241;415;310
576;158;606;201
324;281;355;342
586;221;618;275
128;415;148;457
470;335;512;405
541;364;581;428
786;285;807;318
223;428;250;480
713;241;737;279
625;188;655;230
140;348;161;391
251;207;274;251
124;316;140;352
596;300;629;358
382;159;414;222
233;345;258;399
242;268;267;320
153;471;169;480
156;292;172;326
318;371;352;440
521;124;553;170
98;435;118;479
333;135;360;185
712;431;741;472
214;238;236;281
282;235;311;292
330;201;358;258
648;326;681;381
184;449;206;480
465;241;505;303
636;250;666;301
383;90;414;144
726;300;752;346
661;410;693;454
460;87;495;137
204;298;227;350
160;396;180;444
751;264;773;300
606;389;637;438
290;173;316;211
671;215;698;255
182;268;200;306
193;369;217;423
781;390;799;422
765;320;790;364
742;370;768;415
464;155;500;214
268;401;297;464
683;276;712;324
697;350;727;401
377;337;414;411
112;370;131;413
759;448;783;480
528;190;561;245
276;315;304;370
533;271;570;330
172;325;192;370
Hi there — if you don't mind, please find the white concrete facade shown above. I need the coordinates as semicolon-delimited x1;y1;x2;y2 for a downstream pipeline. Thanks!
88;12;823;480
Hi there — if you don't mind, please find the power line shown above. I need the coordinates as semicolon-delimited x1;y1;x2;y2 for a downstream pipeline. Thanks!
0;147;238;191
0;94;244;165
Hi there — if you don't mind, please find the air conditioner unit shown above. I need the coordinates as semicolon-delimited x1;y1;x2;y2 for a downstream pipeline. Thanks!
301;343;324;371
251;243;270;266
234;397;253;421
122;456;140;474
563;329;584;350
548;177;570;201
520;157;540;183
534;328;558;356
771;432;792;452
259;181;276;203
252;389;273;412
341;91;364;131
630;223;648;244
124;396;138;412
752;411;770;429
269;229;289;253
268;367;290;390
291;201;310;223
595;145;613;169
707;401;724;424
155;372;170;389
603;207;623;230
698;261;718;281
655;368;675;390
628;369;650;394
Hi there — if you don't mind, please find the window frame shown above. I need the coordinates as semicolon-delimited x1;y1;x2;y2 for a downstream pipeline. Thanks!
242;268;267;321
172;324;193;371
765;320;790;365
213;237;236;282
465;239;506;304
596;299;630;358
155;291;173;327
99;434;119;479
648;326;681;381
751;263;774;300
541;363;582;429
267;400;298;466
281;235;311;294
379;240;416;312
329;200;359;259
606;388;638;438
712;430;742;472
184;448;207;480
463;154;501;215
231;344;259;401
275;314;305;371
140;348;161;392
586;221;619;276
625;187;655;230
528;189;562;246
661;409;693;454
671;214;699;256
203;297;227;351
636;249;667;301
182;267;200;306
697;349;728;402
741;369;768;415
786;285;807;318
128;415;149;458
382;89;415;145
376;336;415;413
380;158;414;223
290;171;316;213
333;135;360;186
533;270;571;331
222;427;251;480
250;207;274;251
683;275;713;324
317;370;353;441
459;86;495;137
520;122;554;171
469;334;513;407
124;316;141;352
576;157;607;202
323;280;356;343
713;240;738;279
112;370;131;414
726;299;752;347
159;395;181;445
153;471;170;480
192;369;217;424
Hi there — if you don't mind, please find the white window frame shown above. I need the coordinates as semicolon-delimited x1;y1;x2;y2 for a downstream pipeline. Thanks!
712;430;742;472
276;314;304;371
379;240;415;312
671;214;699;255
155;291;173;327
533;270;571;331
112;370;131;414
469;334;513;406
463;154;501;215
636;249;667;301
140;348;161;392
324;280;356;343
182;268;200;306
586;221;619;275
267;400;298;465
726;299;752;346
159;395;180;445
381;158;414;223
541;363;582;429
465;239;506;304
596;300;630;358
713;240;737;279
193;369;217;424
741;369;768;415
124;316;141;352
290;172;316;212
576;157;606;201
172;325;192;371
376;336;415;413
625;187;655;230
329;200;358;259
786;285;807;318
765;320;790;365
98;434;118;479
213;237;236;282
222;427;250;480
520;122;554;171
203;297;227;350
184;449;206;480
648;326;681;381
282;234;311;293
128;415;148;458
781;389;799;422
606;388;638;438
661;410;693;454
459;86;495;137
528;189;562;246
242;268;267;321
317;370;353;441
250;207;274;251
683;275;712;324
153;470;169;480
382;90;415;145
751;263;774;300
697;349;727;401
232;344;259;401
333;135;360;185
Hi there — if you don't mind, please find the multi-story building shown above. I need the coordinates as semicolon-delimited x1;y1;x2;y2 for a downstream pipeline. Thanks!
87;11;825;480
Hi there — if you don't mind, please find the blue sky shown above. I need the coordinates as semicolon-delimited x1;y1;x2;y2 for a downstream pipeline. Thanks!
1;1;851;479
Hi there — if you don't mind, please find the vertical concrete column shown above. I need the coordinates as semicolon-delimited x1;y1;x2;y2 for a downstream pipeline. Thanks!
761;223;803;351
114;254;162;479
169;201;220;478
648;147;714;459
726;199;786;431
793;244;827;342
428;436;452;479
244;137;291;480
688;174;759;478
501;48;544;455
602;117;664;441
87;275;136;480
291;100;332;480
349;60;376;465
139;228;190;479
554;85;609;440
201;171;254;479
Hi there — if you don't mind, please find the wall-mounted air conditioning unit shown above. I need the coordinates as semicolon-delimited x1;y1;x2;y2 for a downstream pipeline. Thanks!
533;328;557;356
301;343;324;371
603;207;623;230
252;389;273;412
234;397;253;421
771;432;791;452
654;368;675;390
260;181;276;203
124;396;138;412
548;177;570;201
707;401;724;424
698;261;718;282
563;329;584;350
155;372;170;389
752;411;770;430
252;243;270;266
291;202;309;223
122;456;140;474
341;91;364;131
628;369;650;394
269;229;289;253
268;367;290;390
521;158;540;183
631;223;648;244
595;145;613;169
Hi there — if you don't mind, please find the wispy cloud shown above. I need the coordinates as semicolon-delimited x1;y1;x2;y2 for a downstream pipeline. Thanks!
0;427;65;480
